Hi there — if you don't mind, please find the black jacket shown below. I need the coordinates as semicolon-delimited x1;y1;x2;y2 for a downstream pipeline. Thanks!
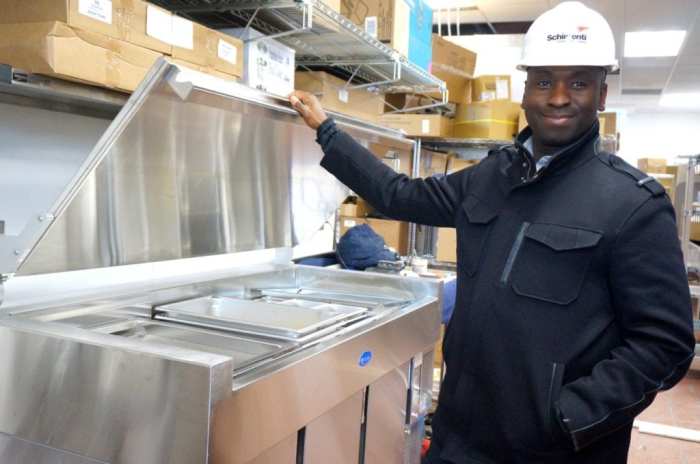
317;119;696;463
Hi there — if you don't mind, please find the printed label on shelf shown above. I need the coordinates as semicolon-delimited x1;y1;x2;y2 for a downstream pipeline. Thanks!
343;220;357;228
421;119;431;134
171;16;194;49
364;16;378;38
78;0;113;24
480;91;496;101
146;5;173;43
496;79;510;99
338;88;349;103
218;39;238;65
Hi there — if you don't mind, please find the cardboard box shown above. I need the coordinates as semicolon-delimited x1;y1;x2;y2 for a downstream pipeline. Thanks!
420;149;449;177
431;34;476;78
339;197;374;217
599;111;617;136
518;108;528;132
339;216;409;255
637;158;667;173
454;101;520;140
1;0;174;54
435;227;456;262
369;141;413;176
0;21;161;93
341;0;433;71
171;22;242;77
447;158;479;174
221;28;294;96
1;0;120;38
434;324;445;368
296;71;385;122
472;75;511;102
435;71;472;105
379;114;453;137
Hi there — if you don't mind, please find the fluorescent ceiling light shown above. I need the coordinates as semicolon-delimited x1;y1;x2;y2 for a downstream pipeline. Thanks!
659;92;700;109
624;30;687;57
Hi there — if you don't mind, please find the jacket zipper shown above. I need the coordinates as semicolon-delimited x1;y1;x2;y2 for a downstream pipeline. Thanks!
500;222;530;285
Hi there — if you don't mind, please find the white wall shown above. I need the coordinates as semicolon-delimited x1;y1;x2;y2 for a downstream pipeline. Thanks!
615;110;700;166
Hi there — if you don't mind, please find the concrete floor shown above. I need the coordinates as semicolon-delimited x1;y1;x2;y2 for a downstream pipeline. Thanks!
628;367;700;464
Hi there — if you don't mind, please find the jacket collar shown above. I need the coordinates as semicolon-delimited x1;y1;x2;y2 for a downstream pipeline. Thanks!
515;120;600;176
499;120;600;189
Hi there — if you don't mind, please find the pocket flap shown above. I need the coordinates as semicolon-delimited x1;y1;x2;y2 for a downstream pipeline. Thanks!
525;224;602;251
462;195;497;224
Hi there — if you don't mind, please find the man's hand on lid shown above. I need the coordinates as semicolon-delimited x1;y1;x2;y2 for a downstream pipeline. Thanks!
289;90;328;130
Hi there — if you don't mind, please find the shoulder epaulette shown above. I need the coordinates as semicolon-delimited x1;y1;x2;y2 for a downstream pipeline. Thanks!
607;154;666;196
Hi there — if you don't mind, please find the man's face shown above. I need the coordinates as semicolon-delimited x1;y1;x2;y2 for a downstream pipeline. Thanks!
522;67;607;151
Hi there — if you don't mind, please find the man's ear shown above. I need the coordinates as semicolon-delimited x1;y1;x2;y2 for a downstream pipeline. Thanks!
598;82;608;112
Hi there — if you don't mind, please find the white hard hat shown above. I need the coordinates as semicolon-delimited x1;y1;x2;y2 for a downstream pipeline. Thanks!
517;1;618;72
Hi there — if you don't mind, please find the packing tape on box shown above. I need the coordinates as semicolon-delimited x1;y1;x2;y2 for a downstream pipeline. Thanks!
114;7;136;42
454;119;518;126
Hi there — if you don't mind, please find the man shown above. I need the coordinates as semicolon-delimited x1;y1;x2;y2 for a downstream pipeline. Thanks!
290;2;695;463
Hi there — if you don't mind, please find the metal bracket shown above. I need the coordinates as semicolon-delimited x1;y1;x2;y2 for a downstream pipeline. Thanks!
243;2;312;42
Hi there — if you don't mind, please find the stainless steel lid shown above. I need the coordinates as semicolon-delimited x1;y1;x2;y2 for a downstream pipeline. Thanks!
0;59;414;277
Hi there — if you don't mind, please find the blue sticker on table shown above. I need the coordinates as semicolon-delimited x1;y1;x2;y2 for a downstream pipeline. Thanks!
359;351;373;367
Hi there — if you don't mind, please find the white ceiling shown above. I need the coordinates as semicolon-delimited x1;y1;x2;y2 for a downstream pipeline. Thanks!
435;0;700;111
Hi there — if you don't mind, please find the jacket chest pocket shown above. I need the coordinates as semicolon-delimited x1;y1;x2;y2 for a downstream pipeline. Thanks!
508;223;602;305
457;194;498;277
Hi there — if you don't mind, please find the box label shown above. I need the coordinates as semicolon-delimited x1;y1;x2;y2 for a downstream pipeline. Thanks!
421;119;431;134
218;39;238;65
338;88;349;103
79;0;113;24
146;5;173;44
343;219;357;228
364;16;378;38
171;16;194;49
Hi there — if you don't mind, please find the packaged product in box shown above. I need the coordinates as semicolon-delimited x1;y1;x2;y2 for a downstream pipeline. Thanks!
598;111;617;136
221;27;295;96
170;22;242;77
295;71;385;122
379;114;453;137
435;227;456;262
1;0;174;54
472;75;511;102
341;0;432;71
0;21;161;93
637;158;667;173
339;197;374;217
454;101;520;140
1;0;120;38
431;34;476;78
518;108;528;132
447;158;479;174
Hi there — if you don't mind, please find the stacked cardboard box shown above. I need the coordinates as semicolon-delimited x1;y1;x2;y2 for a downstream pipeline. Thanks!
430;34;476;105
0;0;243;92
454;99;520;140
295;71;386;122
376;37;477;138
452;75;519;140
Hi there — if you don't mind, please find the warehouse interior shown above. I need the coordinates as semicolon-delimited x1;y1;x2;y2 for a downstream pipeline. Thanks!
0;0;698;463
